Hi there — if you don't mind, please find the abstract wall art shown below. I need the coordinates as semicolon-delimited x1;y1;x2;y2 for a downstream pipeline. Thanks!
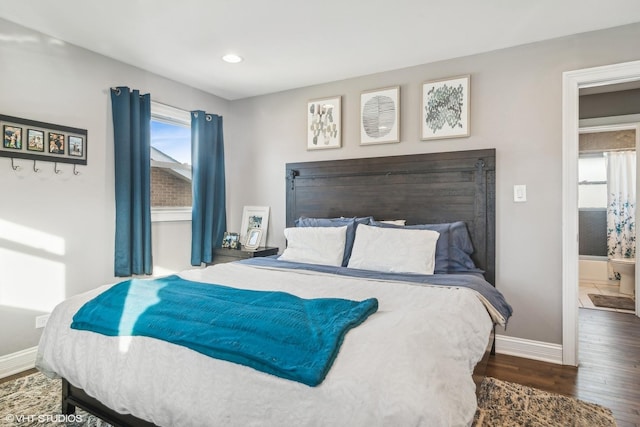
307;96;341;150
360;86;400;145
421;75;470;140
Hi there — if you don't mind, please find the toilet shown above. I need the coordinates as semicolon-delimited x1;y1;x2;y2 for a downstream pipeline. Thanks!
610;258;636;296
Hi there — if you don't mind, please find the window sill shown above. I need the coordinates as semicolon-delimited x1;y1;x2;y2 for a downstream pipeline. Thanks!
151;207;192;222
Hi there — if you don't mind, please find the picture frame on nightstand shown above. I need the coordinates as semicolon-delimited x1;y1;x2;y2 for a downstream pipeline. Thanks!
221;232;240;249
240;206;270;247
244;228;263;250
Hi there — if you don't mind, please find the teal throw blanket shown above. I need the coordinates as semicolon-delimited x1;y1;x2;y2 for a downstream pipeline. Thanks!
71;275;378;386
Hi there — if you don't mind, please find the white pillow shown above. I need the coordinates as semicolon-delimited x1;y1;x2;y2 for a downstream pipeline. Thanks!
278;226;347;267
347;224;439;274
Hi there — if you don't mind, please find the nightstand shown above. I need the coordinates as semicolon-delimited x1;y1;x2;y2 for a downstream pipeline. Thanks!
211;246;279;265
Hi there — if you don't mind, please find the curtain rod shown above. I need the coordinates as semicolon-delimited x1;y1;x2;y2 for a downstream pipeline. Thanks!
109;87;148;96
579;148;636;155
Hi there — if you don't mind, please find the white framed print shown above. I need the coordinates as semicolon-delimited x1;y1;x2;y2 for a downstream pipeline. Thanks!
421;75;470;140
360;86;400;145
240;206;270;247
307;96;341;150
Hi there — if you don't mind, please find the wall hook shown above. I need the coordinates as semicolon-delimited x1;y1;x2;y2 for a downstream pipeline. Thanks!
10;158;21;171
54;162;62;174
73;164;80;175
33;160;40;173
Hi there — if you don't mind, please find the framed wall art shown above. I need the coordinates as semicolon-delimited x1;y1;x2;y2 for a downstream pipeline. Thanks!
0;114;87;164
3;125;22;150
68;136;85;157
27;129;45;152
307;96;341;150
240;206;270;247
360;86;400;145
48;132;65;155
421;75;470;140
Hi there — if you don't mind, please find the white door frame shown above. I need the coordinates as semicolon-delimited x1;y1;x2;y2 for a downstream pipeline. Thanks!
562;60;640;366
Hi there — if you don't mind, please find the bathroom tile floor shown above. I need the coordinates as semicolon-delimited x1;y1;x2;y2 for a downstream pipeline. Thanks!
579;280;635;313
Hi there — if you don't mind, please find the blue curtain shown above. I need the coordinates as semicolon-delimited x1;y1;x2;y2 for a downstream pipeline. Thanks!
111;87;152;276
191;111;227;265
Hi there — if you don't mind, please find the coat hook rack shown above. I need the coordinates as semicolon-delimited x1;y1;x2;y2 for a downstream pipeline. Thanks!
0;113;87;174
6;157;84;175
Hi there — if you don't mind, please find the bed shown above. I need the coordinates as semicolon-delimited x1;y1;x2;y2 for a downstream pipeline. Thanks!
36;149;511;427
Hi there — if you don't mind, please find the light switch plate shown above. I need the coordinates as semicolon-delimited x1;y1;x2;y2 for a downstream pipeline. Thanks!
514;185;527;202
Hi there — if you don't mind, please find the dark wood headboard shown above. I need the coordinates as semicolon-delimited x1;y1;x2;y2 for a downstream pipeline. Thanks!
285;149;496;285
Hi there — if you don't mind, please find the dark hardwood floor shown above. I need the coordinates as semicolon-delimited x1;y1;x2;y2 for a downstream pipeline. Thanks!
0;367;37;385
487;307;640;427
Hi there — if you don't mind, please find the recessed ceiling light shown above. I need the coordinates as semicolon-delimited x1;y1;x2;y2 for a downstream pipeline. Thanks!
222;54;243;64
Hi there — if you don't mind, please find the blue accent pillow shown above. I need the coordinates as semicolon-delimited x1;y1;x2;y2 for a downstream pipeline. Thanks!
447;221;480;272
295;216;373;266
369;220;482;274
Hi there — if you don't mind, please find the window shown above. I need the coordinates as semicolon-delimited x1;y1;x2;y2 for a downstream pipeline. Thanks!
150;101;191;221
578;154;607;209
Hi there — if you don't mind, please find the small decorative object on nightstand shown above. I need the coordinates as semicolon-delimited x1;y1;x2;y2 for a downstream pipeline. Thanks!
221;232;240;249
244;228;263;250
211;246;278;265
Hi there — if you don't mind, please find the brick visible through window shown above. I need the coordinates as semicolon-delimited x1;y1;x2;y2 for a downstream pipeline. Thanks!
151;167;192;207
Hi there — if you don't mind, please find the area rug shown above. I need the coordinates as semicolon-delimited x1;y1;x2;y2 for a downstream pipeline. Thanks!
1;373;616;426
474;377;616;426
588;293;635;311
0;373;108;427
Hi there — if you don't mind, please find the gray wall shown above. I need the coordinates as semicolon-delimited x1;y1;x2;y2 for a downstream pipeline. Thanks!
2;16;640;359
226;22;640;345
0;18;229;356
580;88;640;119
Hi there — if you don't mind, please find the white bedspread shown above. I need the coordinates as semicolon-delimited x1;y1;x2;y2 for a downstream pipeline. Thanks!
36;262;493;427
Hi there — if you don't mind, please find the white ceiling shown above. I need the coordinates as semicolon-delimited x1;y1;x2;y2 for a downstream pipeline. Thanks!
1;0;640;100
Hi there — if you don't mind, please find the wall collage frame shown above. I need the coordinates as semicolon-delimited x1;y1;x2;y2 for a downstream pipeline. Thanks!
306;75;470;150
0;114;88;165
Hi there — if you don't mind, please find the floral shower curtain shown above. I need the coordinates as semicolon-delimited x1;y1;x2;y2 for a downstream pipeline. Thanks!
605;151;636;278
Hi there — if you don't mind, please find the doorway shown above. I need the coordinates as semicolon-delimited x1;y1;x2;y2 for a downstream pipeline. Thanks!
562;60;640;366
577;124;638;314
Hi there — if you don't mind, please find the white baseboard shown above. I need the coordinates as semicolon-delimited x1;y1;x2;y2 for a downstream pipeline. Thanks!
0;346;37;379
495;334;563;364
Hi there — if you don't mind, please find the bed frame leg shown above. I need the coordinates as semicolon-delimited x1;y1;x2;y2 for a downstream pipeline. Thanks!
61;378;76;415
